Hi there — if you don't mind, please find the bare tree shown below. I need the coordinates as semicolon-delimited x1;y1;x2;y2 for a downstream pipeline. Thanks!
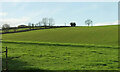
42;18;49;28
85;19;93;26
64;23;66;26
28;23;31;26
28;23;32;30
35;23;38;27
48;18;55;26
38;22;42;26
32;23;34;29
2;24;10;33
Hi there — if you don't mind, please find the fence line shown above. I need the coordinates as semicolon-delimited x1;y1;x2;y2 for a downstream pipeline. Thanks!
2;46;8;72
0;26;70;34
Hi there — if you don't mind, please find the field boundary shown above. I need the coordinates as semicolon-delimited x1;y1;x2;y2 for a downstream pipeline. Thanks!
0;26;70;34
2;40;118;49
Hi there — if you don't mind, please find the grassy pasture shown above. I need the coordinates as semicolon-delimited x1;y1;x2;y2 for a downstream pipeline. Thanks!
9;28;30;32
2;25;118;46
0;27;45;33
2;42;118;70
1;25;119;70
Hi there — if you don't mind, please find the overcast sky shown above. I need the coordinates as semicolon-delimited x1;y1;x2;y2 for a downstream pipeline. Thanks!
0;2;118;27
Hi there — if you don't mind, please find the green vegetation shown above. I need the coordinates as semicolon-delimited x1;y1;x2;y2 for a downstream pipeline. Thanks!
2;25;118;46
2;42;118;70
9;28;30;32
2;25;119;70
0;26;46;33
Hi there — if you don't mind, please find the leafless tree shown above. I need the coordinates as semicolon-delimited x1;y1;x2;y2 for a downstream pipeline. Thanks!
85;19;93;26
34;22;39;29
48;18;55;26
28;23;31;26
38;22;42;26
28;23;32;30
2;24;10;32
30;23;34;29
42;18;49;27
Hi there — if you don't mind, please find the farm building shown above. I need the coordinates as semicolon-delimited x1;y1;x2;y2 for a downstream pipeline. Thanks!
18;25;27;28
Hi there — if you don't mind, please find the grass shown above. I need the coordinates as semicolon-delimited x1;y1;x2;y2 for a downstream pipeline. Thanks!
0;26;48;33
2;42;119;70
1;25;119;70
2;26;118;46
9;28;30;32
2;40;118;49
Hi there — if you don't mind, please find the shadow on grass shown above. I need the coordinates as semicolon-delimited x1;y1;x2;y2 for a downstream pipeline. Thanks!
2;57;28;71
1;57;119;72
2;41;118;49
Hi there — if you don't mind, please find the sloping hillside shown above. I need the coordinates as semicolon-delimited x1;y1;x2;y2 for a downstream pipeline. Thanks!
2;25;118;46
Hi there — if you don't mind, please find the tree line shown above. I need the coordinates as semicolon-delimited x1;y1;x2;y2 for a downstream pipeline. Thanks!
28;17;55;27
1;18;93;33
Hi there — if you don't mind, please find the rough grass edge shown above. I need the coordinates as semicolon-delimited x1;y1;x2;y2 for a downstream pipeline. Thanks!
2;40;119;49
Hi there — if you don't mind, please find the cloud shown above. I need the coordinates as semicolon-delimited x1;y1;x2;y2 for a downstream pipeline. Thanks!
0;17;30;28
94;20;118;26
0;12;7;16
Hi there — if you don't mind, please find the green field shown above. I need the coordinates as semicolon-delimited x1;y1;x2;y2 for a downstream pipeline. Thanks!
0;26;45;33
1;25;119;70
